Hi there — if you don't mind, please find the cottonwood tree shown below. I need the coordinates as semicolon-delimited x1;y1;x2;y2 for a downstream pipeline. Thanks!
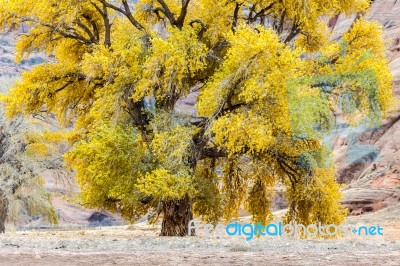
0;0;395;236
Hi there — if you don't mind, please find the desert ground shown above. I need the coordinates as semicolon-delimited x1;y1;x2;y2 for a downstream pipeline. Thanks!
2;207;400;265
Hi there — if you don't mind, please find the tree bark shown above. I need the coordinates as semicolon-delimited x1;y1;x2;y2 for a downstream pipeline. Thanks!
160;194;192;236
0;192;8;233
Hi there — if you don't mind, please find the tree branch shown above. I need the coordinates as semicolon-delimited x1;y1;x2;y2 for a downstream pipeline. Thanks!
176;0;191;29
156;0;177;26
232;2;241;32
21;17;93;45
82;14;100;42
249;2;275;23
102;2;112;47
200;147;227;160
283;18;300;43
74;17;98;44
189;19;208;39
98;0;146;32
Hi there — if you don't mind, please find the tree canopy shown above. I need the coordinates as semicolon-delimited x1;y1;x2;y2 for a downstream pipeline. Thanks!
0;0;395;236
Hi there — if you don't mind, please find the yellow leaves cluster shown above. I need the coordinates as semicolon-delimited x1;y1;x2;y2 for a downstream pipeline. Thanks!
134;0;182;28
25;131;67;158
287;83;331;138
344;18;386;57
192;159;223;224
245;178;275;225
137;168;194;200
2;63;89;125
198;25;298;118
83;19;144;85
0;0;99;62
141;116;197;200
188;0;234;45
283;168;346;227
243;159;276;225
25;143;50;157
337;0;370;14
212;112;274;155
342;18;395;114
151;124;195;169
65;123;150;221
199;26;299;156
270;0;368;51
134;26;207;102
221;157;247;221
295;20;330;52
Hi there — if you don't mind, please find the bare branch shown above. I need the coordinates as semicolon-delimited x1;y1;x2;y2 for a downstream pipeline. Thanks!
284;17;300;43
156;0;177;26
176;0;191;29
98;0;146;31
232;2;241;32
255;3;275;21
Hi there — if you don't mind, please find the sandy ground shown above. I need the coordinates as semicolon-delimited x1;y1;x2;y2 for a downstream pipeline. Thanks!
0;231;399;265
2;208;400;266
0;250;399;266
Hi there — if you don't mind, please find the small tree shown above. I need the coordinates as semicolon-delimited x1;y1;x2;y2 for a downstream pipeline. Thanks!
0;0;395;236
0;76;62;233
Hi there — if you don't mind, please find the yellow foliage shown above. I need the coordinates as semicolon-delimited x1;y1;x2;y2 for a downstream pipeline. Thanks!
283;168;346;227
137;168;194;200
25;143;51;157
134;26;208;104
64;123;150;222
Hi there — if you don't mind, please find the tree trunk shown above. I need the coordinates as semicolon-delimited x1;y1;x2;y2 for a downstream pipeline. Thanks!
0;192;8;233
160;195;192;236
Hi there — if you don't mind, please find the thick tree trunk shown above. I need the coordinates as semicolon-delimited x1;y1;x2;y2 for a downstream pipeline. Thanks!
160;195;192;236
0;192;8;233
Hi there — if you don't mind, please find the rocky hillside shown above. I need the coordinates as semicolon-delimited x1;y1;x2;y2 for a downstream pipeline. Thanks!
331;0;400;215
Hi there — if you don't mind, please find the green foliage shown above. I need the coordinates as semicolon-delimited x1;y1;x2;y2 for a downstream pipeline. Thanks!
65;123;151;222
